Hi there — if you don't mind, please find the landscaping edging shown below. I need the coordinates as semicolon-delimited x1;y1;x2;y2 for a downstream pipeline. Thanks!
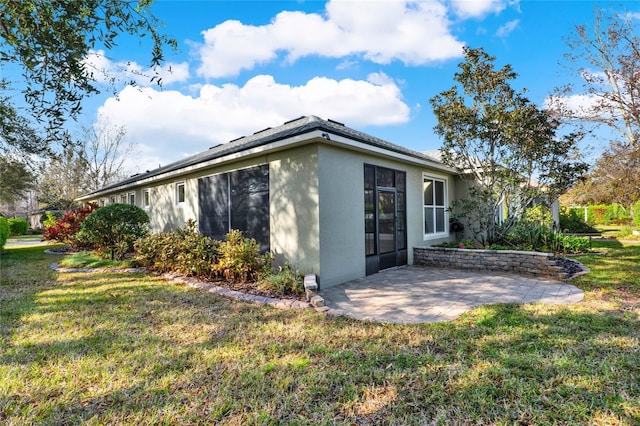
49;263;311;310
161;273;311;310
413;246;586;280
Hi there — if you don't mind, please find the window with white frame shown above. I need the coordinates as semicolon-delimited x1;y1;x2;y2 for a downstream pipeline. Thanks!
423;175;448;237
110;196;116;204
176;182;185;204
120;194;127;204
128;192;136;205
143;189;150;208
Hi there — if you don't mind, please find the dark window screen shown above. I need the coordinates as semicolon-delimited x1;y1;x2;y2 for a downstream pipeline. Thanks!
230;165;270;251
198;173;229;242
199;165;270;251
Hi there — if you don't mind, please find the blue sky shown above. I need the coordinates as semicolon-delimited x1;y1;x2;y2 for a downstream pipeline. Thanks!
76;0;635;173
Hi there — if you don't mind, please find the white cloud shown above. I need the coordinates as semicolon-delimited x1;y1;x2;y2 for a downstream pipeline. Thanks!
496;19;519;37
544;94;602;119
450;0;515;19
196;0;465;78
97;74;410;173
83;50;190;87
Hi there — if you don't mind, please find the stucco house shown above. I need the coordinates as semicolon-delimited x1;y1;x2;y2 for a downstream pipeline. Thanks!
78;115;468;288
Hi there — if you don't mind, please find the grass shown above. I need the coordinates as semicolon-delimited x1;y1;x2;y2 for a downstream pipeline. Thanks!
596;225;640;240
57;251;134;269
0;241;638;424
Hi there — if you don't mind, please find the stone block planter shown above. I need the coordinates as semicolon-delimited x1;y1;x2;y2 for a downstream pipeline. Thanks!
413;246;568;280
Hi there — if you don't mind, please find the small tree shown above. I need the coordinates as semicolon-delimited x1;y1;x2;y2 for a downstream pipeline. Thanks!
80;204;149;260
430;47;587;243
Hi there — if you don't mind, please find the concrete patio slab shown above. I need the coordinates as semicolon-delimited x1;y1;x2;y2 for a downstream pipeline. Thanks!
319;266;584;324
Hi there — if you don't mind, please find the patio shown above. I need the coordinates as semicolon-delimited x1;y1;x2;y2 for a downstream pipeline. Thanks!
319;266;584;323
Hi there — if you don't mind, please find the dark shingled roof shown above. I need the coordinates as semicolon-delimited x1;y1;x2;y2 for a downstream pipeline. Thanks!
81;115;444;198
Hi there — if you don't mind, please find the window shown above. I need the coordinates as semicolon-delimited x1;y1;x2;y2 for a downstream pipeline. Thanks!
120;194;127;204
176;182;185;204
110;196;116;204
198;165;269;251
423;176;447;237
99;199;105;207
128;192;136;205
143;189;150;208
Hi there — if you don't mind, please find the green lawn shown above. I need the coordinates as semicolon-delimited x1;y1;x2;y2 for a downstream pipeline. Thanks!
0;241;638;425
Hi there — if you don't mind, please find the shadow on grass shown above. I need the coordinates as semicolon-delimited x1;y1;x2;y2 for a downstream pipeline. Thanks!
2;244;639;424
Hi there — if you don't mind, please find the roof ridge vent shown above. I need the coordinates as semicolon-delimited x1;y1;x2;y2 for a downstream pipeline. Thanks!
253;127;272;135
228;136;244;143
284;115;306;125
209;143;222;150
327;118;345;126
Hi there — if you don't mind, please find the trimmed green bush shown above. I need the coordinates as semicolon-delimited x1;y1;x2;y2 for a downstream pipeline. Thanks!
8;218;29;236
0;217;9;250
135;220;220;278
80;204;149;260
586;204;631;225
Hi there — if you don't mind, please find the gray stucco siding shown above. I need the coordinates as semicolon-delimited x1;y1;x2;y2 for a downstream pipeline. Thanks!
316;145;457;288
267;144;321;276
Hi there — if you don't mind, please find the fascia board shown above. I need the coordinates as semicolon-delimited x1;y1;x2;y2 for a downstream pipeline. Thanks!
77;129;455;201
320;132;457;174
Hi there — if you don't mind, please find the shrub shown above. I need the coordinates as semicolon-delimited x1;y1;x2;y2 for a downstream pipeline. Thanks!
523;205;553;228
0;217;9;250
559;208;599;234
586;204;630;225
257;263;304;296
135;220;220;278
557;234;591;254
8;218;28;236
633;201;640;227
80;204;149;260
135;224;267;282
41;211;62;228
217;229;267;282
43;203;98;249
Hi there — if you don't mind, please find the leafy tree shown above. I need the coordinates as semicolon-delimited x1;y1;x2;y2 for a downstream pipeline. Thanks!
551;6;640;211
430;47;587;243
0;155;36;207
37;135;89;210
82;121;133;190
0;0;175;150
80;204;149;260
561;141;640;207
550;6;640;149
37;122;133;209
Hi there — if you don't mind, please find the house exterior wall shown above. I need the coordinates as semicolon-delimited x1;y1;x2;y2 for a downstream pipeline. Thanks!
316;144;457;288
267;144;321;276
82;141;460;289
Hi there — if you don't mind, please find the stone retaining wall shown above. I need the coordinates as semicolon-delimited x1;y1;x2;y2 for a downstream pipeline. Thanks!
413;247;567;280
